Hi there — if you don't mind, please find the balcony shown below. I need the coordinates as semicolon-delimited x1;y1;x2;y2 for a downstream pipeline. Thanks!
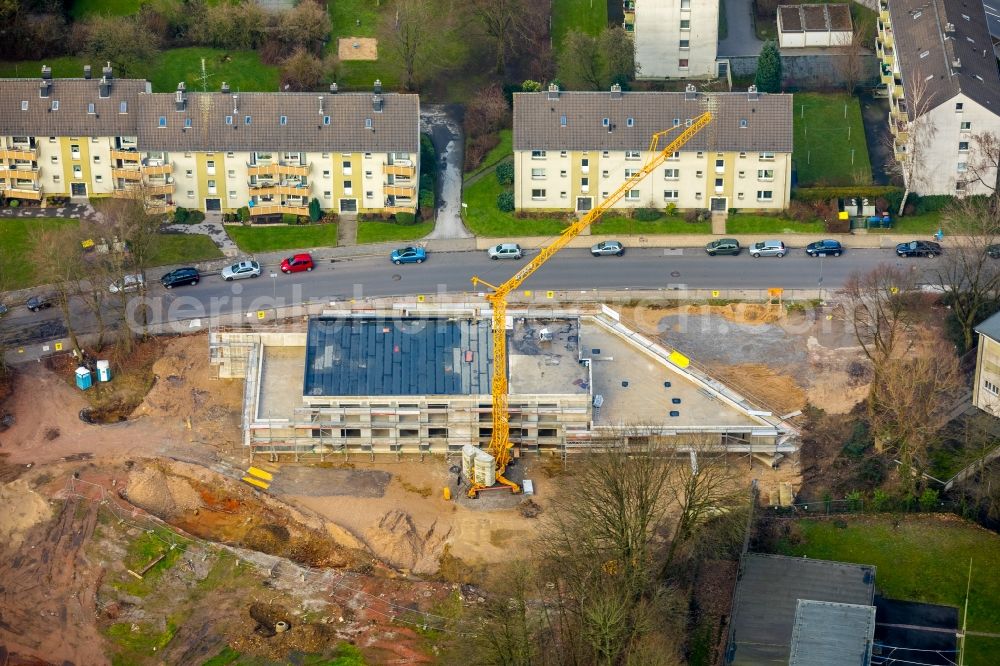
0;147;38;161
112;167;142;180
384;204;417;215
0;164;39;181
890;119;909;143
113;183;175;198
142;162;173;177
385;184;416;197
2;185;43;200
111;148;141;162
248;203;310;217
145;199;176;213
384;163;416;177
250;183;310;197
247;162;309;177
892;80;905;99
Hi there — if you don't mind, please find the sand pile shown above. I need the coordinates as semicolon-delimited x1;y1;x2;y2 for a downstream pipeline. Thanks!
0;479;54;549
127;465;203;518
706;363;806;415
365;509;451;574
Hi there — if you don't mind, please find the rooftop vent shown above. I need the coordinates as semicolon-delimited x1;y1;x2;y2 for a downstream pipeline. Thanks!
372;80;383;113
99;76;110;98
318;95;324;115
952;58;962;68
232;94;239;114
685;83;697;101
41;65;52;80
945;22;955;32
102;62;113;80
547;83;560;100
39;79;51;98
83;65;92;80
748;84;759;101
330;82;338;94
610;83;622;100
175;82;187;111
221;81;230;94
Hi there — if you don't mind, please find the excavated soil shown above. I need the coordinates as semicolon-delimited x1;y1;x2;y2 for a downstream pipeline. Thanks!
0;478;53;549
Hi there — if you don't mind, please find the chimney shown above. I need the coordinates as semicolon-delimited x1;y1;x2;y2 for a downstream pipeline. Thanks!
83;65;92;80
99;76;110;98
547;83;560;100
232;94;239;114
945;22;955;32
102;62;113;80
175;82;187;111
318;95;324;115
610;83;622;100
221;81;230;94
684;83;697;101
748;84;759;101
330;82;338;94
39;79;51;98
372;80;383;113
41;65;52;80
374;79;382;95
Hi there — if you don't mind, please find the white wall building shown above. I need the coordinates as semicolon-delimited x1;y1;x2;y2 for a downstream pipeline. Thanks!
634;0;720;79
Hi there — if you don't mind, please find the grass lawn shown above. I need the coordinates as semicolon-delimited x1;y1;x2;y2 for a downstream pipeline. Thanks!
70;0;141;19
356;220;434;244
329;0;380;39
463;172;567;237
465;130;513;181
149;234;223;266
593;215;711;235
0;218;78;290
552;0;609;48
775;516;1000;664
0;55;90;80
869;211;942;235
225;224;339;253
726;214;825;234
793;92;872;187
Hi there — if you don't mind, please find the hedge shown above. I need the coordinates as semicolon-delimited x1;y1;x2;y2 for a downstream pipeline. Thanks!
395;212;416;224
793;185;903;202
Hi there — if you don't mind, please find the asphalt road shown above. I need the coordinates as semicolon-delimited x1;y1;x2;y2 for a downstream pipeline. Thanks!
1;247;938;343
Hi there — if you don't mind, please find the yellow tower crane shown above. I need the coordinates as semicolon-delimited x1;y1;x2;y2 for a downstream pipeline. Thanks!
468;111;713;497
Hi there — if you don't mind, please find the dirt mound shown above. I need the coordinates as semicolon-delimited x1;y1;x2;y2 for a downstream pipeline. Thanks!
126;465;203;518
622;303;785;336
706;363;806;415
365;509;451;574
0;479;53;549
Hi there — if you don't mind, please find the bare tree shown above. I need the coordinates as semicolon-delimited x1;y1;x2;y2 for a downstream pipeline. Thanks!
558;30;603;90
967;131;1000;205
935;198;1000;352
468;0;538;74
30;228;84;358
0;248;12;378
886;77;938;215
379;0;460;91
836;22;871;96
75;222;115;352
104;195;162;340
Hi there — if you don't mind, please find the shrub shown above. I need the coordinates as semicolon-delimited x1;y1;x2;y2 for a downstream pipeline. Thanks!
871;488;891;512
172;207;190;224
496;190;515;212
419;189;435;209
913;194;954;215
634;207;661;222
8;199;19;208
309;198;322;223
282;213;299;224
395;212;416;224
683;208;700;223
420;133;436;176
845;490;864;511
665;203;677;216
786;200;815;222
188;209;205;224
919;487;940;512
238;206;250;223
495;162;514;186
793;185;902;202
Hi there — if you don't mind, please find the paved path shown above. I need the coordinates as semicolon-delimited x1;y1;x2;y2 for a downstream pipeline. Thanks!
161;212;239;257
421;105;472;240
0;202;97;220
718;0;764;57
337;213;358;247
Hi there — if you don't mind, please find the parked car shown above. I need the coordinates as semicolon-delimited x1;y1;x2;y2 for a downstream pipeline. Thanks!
160;267;200;289
26;295;53;312
221;260;262;281
987;244;1000;259
805;239;843;257
749;240;786;258
0;303;7;317
705;238;741;256
591;240;624;257
109;274;145;293
390;246;427;264
488;243;523;260
280;253;314;274
896;240;941;258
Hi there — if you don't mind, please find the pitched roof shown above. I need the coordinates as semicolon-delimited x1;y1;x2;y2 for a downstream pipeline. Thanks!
887;0;1000;116
513;89;793;153
0;77;145;138
974;309;1000;340
136;91;419;153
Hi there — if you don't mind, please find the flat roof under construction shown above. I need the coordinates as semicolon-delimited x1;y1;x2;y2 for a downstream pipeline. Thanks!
303;317;493;397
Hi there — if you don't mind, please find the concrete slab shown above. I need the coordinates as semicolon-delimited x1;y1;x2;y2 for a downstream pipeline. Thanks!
257;345;305;420
509;318;589;395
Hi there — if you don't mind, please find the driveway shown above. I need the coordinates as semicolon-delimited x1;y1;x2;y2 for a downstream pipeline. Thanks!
718;0;764;57
420;105;472;239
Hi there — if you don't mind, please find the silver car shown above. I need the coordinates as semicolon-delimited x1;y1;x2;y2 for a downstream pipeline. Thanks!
221;260;262;281
591;240;624;257
488;243;523;260
749;240;786;258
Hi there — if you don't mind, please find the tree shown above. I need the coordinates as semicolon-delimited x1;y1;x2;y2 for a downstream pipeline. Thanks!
379;0;458;90
754;40;782;93
559;30;603;90
469;0;539;74
279;48;324;91
886;76;937;215
105;195;161;340
836;22;871;96
967;131;1000;205
464;84;510;170
600;25;636;87
78;15;161;79
75;223;115;352
308;198;322;222
30;228;84;358
277;0;330;54
190;0;267;50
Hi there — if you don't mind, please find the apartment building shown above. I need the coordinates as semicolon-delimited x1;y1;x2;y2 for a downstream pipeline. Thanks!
631;0;720;79
512;85;793;214
876;0;1000;196
0;68;420;217
973;311;1000;418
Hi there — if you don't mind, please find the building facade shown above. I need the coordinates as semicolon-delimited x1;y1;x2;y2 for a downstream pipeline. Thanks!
877;0;1000;196
0;67;419;217
973;311;1000;417
632;0;719;79
512;85;793;214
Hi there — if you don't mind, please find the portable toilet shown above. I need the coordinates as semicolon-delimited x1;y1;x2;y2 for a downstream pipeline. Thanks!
75;366;93;390
96;359;112;382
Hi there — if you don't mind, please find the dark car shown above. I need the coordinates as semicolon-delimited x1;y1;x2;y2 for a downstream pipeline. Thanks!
26;295;53;312
705;238;741;256
805;239;843;257
987;244;1000;259
280;253;314;273
896;240;942;258
160;267;201;289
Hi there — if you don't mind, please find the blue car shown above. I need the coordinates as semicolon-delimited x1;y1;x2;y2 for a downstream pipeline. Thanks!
391;246;427;264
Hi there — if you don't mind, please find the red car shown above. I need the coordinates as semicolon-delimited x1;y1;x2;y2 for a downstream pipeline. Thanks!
280;253;314;274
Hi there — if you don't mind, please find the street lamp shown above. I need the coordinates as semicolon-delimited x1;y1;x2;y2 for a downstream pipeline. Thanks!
817;254;825;305
270;272;278;318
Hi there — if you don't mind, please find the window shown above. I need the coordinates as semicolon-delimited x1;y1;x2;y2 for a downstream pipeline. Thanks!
158;116;166;128
227;169;235;178
245;115;252;125
279;115;287;125
681;0;690;7
956;180;966;192
207;179;217;194
561;170;568;177
959;141;969;152
185;169;193;177
664;168;679;180
560;114;567;127
322;170;330;178
324;191;331;198
93;155;100;163
759;152;775;160
695;192;703;199
50;156;58;164
70;144;80;159
539;428;558;438
738;192;745;200
119;101;127;114
229;190;236;198
960;121;972;130
560;191;567;198
739;151;747;158
714;177;724;192
757;169;774;180
679;59;689;69
679;39;690;49
52;175;59;182
187;190;194;197
51;100;59;111
602;117;610;127
680;19;690;29
715;158;724;172
531;150;547;159
184;118;192;128
366;191;373;199
73;165;82;178
601;170;608;178
94;175;102;183
955;102;964;111
581;177;589;191
206;160;216;175
664;190;679;201
696;170;703;178
560;150;568;157
365;170;373;179
531;188;546;200
225;115;233;125
756;190;773;201
323;115;331;125
985;379;999;396
625;189;641;200
626;117;634;127
673;118;681;126
624;168;638;178
668;151;680;161
958;162;968;172
87;103;95;114
738;170;746;178
739;118;748;128
343;180;353;192
625;150;641;160
531;168;546;179
581;157;589;171
602;151;610;157
20;100;27;111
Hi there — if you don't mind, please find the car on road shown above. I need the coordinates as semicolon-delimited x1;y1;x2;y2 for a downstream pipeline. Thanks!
488;243;523;260
591;240;624;257
805;239;843;257
109;274;145;293
750;240;786;258
221;260;262;281
390;246;427;264
280;253;314;274
896;240;941;258
987;244;1000;259
705;238;741;256
26;295;53;312
160;267;201;289
0;303;7;317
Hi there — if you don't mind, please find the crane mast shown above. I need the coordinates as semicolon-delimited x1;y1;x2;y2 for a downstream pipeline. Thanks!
469;111;713;497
